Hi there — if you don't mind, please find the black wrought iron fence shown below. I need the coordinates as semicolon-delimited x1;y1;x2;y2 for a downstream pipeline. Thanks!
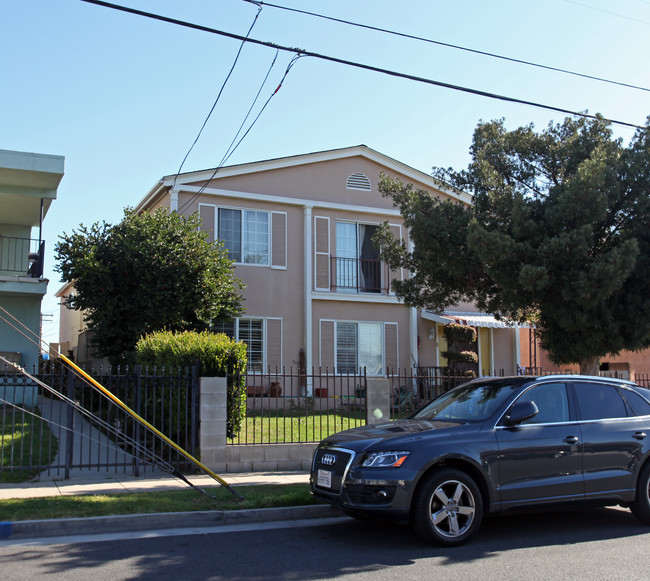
387;367;474;419
229;368;367;444
635;374;650;388
1;362;199;480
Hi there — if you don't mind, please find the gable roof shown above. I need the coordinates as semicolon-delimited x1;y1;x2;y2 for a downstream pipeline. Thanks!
135;145;471;212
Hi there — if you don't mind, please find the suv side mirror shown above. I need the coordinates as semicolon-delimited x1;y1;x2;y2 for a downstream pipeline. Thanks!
504;400;539;426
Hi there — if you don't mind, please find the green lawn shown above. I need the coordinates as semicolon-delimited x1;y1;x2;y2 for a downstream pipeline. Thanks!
0;483;317;522
230;409;366;444
1;406;58;483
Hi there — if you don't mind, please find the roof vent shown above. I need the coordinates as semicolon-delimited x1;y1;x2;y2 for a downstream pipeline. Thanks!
346;173;371;191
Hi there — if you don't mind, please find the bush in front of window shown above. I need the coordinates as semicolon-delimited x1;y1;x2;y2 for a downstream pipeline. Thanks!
136;330;247;439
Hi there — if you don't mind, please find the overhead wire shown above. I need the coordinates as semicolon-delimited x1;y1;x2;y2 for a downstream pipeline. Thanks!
177;51;302;214
563;0;650;26
172;2;264;190
242;0;650;93
0;305;242;499
78;0;645;130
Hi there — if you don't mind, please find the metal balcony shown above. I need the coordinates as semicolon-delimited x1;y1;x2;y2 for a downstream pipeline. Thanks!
330;256;390;294
0;236;45;278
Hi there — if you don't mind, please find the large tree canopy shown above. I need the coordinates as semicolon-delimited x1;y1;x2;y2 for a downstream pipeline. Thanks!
375;115;650;374
55;208;244;364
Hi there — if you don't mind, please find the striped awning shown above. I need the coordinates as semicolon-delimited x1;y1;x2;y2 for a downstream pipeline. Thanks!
422;310;527;329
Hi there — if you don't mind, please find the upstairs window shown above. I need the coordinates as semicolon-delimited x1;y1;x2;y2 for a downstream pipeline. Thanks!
335;222;381;293
218;208;269;265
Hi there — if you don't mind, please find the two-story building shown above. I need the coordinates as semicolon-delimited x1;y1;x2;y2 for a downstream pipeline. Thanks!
128;145;525;384
0;148;64;406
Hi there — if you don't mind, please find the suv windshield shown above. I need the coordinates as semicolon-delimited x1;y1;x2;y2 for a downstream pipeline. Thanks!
413;380;522;422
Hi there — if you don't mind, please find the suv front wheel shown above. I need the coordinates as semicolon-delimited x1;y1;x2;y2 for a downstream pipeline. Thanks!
411;468;483;546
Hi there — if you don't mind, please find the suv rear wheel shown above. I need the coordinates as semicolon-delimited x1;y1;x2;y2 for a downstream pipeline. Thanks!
411;468;483;546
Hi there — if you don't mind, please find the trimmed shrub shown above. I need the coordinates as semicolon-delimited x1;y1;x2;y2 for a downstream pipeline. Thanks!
136;330;247;438
443;323;477;344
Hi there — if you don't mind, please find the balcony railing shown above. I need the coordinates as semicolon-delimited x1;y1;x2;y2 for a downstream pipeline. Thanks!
0;236;45;278
330;256;390;294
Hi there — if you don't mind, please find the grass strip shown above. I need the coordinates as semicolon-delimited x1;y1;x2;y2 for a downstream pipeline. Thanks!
0;483;319;522
1;406;58;483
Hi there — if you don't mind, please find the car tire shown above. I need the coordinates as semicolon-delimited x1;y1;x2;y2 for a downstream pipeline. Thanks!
631;463;650;524
411;468;483;546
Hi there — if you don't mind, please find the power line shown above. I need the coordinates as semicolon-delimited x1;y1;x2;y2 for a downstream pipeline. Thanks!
172;3;263;190
243;0;650;93
79;0;645;130
564;0;650;26
177;50;291;215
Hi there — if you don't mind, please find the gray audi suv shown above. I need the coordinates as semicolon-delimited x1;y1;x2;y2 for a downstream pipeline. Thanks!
310;375;650;545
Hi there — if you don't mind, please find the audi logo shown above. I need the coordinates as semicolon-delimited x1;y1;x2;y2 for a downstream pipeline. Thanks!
321;453;337;466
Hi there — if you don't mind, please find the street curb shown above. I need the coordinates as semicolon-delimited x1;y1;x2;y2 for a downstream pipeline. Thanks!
0;505;345;540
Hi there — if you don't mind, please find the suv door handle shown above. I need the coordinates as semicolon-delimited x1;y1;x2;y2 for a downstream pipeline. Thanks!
633;432;647;440
563;436;579;445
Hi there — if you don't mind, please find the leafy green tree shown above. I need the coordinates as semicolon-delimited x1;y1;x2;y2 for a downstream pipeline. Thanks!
375;115;650;375
55;208;244;364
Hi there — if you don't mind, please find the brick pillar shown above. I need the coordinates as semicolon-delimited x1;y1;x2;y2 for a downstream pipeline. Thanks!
199;376;228;472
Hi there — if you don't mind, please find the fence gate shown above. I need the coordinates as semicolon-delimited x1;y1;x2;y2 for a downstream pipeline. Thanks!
1;362;200;480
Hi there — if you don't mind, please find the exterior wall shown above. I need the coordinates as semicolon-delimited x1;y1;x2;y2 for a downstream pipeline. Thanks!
534;342;650;378
478;328;493;374
57;291;85;359
492;328;517;375
0;294;40;406
187;156;439;209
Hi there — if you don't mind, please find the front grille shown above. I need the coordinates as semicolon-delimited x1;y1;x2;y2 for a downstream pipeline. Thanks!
312;447;354;494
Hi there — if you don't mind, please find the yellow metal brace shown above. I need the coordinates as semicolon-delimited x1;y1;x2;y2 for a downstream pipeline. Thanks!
60;354;244;500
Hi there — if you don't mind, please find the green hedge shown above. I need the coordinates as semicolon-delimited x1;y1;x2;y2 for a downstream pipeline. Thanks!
443;323;477;344
135;330;247;438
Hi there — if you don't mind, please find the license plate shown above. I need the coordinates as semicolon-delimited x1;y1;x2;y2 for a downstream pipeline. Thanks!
317;469;332;489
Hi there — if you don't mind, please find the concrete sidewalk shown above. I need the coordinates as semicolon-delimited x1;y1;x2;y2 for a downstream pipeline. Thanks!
0;471;340;541
0;470;310;500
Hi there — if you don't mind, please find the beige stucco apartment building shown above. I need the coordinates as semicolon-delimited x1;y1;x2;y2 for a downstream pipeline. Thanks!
125;145;525;381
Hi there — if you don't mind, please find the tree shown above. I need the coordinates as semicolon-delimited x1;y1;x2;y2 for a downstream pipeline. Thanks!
375;115;650;375
55;208;244;364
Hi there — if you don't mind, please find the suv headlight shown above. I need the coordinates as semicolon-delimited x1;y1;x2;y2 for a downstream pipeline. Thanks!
361;451;410;468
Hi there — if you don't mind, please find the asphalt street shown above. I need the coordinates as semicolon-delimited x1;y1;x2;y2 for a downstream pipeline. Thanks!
1;506;650;580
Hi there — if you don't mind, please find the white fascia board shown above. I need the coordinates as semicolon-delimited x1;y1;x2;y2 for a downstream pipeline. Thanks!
133;179;166;213
311;292;403;305
170;184;403;217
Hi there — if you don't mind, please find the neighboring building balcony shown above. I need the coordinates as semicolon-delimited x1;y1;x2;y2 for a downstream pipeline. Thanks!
0;236;45;279
330;256;392;295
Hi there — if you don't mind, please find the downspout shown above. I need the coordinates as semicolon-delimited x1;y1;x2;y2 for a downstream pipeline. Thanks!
304;205;313;395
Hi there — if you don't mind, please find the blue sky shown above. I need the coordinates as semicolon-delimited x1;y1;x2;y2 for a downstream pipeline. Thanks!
3;0;650;343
